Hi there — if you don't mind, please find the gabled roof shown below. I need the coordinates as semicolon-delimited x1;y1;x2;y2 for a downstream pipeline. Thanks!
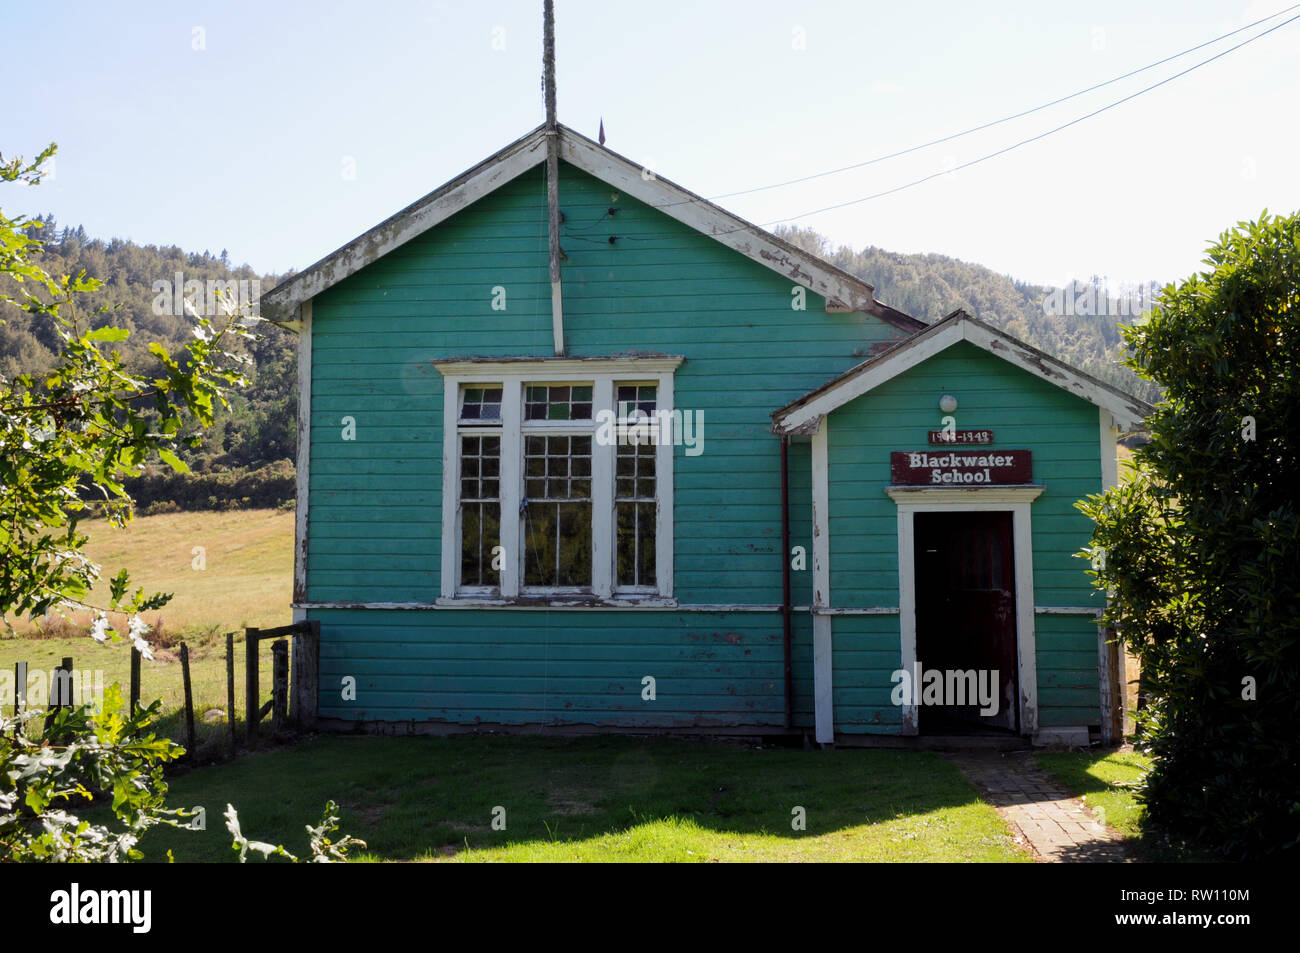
771;309;1154;434
259;123;924;331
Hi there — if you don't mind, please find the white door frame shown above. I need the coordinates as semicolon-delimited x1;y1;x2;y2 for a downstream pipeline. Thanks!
886;485;1045;737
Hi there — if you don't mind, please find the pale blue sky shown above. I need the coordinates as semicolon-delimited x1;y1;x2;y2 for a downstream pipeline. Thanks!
3;0;1297;289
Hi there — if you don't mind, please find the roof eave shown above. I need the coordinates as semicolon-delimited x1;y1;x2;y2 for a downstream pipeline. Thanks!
772;310;1154;434
259;124;550;325
258;122;923;330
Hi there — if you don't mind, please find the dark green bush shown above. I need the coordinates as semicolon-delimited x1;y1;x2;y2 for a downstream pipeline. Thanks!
1079;210;1299;860
124;458;295;512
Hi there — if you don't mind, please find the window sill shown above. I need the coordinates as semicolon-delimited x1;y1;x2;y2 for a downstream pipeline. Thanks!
436;595;678;609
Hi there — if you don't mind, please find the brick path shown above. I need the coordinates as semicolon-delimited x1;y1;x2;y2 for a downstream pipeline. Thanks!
945;750;1129;862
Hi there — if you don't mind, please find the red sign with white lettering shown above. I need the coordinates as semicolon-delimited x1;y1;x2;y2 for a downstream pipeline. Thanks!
890;449;1033;486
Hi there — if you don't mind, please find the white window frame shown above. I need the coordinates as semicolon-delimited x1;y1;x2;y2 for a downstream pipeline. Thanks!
436;358;682;604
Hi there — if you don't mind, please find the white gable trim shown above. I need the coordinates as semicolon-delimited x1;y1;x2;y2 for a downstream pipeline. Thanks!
558;131;886;315
262;128;549;324
773;312;1152;434
261;124;917;328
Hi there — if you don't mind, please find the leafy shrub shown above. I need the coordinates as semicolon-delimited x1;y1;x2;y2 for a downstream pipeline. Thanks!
1079;210;1300;860
0;686;361;862
0;686;188;861
122;458;296;512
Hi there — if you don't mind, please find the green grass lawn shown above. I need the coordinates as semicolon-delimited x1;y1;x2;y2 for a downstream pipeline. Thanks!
121;735;1032;863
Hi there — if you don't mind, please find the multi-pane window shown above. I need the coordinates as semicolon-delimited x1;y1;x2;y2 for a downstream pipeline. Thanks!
460;386;502;422
525;384;592;421
617;383;657;421
457;385;503;590
441;363;678;601
615;441;656;589
615;384;658;590
522;434;592;587
459;434;500;587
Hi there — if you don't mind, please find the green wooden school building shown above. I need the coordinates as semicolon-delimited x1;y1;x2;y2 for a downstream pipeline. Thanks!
262;124;1151;746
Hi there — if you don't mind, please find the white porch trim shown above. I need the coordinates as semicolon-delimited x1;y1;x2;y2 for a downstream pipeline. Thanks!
811;418;833;744
890;485;1045;738
1098;407;1122;743
773;311;1153;435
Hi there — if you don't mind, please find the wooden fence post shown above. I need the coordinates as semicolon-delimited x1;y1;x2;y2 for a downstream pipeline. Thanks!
1107;628;1124;743
226;632;237;752
245;627;259;743
56;656;73;707
271;639;288;733
14;661;26;721
180;642;195;759
129;647;141;716
290;620;319;730
44;657;73;733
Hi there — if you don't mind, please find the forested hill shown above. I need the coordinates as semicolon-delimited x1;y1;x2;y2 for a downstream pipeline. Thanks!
775;226;1162;404
2;217;1160;510
0;215;298;510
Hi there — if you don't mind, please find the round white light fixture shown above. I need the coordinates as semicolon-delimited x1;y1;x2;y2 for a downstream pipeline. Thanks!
939;394;958;414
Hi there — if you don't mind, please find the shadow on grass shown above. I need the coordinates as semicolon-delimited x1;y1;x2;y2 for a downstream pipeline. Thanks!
118;734;1032;863
1034;748;1214;862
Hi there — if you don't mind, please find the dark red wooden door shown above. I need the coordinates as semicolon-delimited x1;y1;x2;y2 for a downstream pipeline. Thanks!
913;511;1019;733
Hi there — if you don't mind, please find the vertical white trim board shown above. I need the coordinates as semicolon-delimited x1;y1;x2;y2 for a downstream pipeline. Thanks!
896;504;918;734
499;380;523;598
293;300;313;605
655;372;675;599
439;375;460;599
810;418;833;744
1097;407;1121;743
591;378;615;599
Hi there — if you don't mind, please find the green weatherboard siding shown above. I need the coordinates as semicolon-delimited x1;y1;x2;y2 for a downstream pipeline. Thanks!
303;159;1106;734
825;340;1104;732
305;160;903;728
314;609;815;728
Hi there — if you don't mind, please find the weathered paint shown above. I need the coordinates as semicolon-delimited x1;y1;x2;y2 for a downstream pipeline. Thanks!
292;129;1137;737
262;125;918;331
314;607;815;730
293;299;312;604
303;158;909;729
773;311;1153;434
825;340;1106;734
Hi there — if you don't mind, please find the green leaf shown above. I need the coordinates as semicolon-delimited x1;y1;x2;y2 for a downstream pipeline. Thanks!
85;326;130;342
157;449;190;474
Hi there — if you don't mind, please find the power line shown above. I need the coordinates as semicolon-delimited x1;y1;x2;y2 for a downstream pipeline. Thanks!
754;11;1300;229
681;3;1300;207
